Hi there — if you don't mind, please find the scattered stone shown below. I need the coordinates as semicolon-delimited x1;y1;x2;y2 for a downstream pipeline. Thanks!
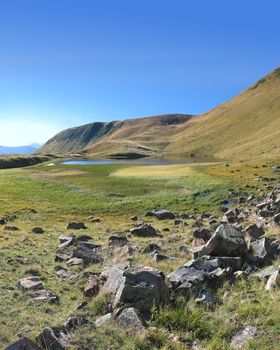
18;277;43;292
222;209;238;223
64;316;89;330
5;337;42;350
115;307;145;332
130;216;138;221
4;225;19;231
192;224;246;259
195;290;215;305
265;269;280;291
55;266;71;278
193;228;212;241
244;224;264;239
108;233;128;247
32;289;58;303
101;265;169;317
250;237;274;261
153;253;169;262
72;246;103;265
145;209;175;220
142;243;161;254
59;235;75;243
31;227;44;234
67;222;87;230
169;266;206;296
84;274;101;298
0;217;7;225
36;327;71;350
230;325;257;349
95;313;112;328
66;257;84;266
87;216;100;223
130;223;158;237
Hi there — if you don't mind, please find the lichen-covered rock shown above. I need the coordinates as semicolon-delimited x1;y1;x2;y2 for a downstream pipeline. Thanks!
101;265;168;317
18;277;43;292
115;307;145;332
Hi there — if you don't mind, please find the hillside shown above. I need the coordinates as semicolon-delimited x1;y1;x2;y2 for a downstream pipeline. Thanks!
166;67;280;160
39;67;280;161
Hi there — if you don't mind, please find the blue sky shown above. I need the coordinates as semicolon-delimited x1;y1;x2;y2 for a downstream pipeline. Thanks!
0;0;279;146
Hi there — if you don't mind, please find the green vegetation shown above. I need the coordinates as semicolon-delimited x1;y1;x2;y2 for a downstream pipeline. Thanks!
0;160;279;349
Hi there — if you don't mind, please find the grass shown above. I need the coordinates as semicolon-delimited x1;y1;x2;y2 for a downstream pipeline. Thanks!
0;159;279;349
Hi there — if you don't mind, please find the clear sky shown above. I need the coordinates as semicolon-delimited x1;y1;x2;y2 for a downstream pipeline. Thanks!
0;0;279;146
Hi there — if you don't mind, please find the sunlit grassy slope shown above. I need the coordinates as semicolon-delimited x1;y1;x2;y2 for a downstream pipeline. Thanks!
39;67;280;162
166;67;280;161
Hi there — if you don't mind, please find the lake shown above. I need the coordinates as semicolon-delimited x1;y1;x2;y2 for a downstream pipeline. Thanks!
59;159;188;166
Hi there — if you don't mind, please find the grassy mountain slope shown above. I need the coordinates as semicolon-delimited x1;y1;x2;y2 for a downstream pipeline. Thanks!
39;67;280;161
166;67;280;160
39;114;192;157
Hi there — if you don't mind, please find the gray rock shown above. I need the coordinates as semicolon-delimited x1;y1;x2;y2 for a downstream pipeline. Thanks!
250;237;273;260
193;228;212;241
67;222;87;230
101;265;168;317
195;290;215;304
64;316;89;330
142;243;161;254
72;246;103;265
185;256;242;273
153;253;169;262
32;289;58;303
95;313;112;328
36;327;70;350
31;227;44;234
109;233;128;247
257;265;279;279
5;337;42;350
145;209;175;220
230;325;257;349
18;277;43;292
222;209;238;223
115;307;145;332
84;275;101;298
66;257;84;266
274;213;280;224
130;223;158;237
265;269;280;291
193;224;246;258
244;224;264;239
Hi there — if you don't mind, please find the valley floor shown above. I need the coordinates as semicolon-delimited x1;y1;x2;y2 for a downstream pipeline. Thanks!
0;160;280;349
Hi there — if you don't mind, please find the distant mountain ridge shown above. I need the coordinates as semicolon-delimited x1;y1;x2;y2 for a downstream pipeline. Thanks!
38;67;280;161
0;144;40;155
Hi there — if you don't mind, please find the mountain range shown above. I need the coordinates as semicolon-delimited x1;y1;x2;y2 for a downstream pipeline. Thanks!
38;67;280;161
0;144;40;155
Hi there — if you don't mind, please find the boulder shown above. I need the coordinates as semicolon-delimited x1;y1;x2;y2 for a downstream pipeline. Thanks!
185;256;242;273
32;289;58;303
130;223;158;237
67;222;87;230
5;337;42;350
18;277;43;292
95;313;112;328
193;228;212;241
101;265;168;317
153;253;169;262
72;246;103;265
250;237;274;261
145;209;175;220
142;243;161;254
36;327;70;350
84;275;101;298
265;270;280;291
195;290;215;305
64;316;89;330
31;227;44;234
222;209;238;223
244;224;264;239
108;233;128;247
193;224;246;258
115;307;145;332
257;265;279;280
230;325;257;349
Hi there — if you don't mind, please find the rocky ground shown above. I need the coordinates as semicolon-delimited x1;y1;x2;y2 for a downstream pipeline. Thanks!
1;163;280;349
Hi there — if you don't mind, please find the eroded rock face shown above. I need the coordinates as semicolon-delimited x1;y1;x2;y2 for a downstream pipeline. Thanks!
130;223;158;237
101;265;168;317
5;337;42;350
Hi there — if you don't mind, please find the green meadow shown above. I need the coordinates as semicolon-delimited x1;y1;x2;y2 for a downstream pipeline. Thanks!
0;160;279;349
